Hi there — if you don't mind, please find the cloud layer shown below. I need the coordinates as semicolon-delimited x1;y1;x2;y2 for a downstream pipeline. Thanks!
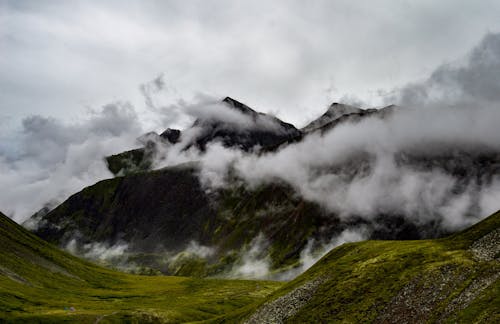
0;103;143;222
2;1;500;129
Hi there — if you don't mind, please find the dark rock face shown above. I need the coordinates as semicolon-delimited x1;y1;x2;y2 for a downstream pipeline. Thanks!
34;165;216;252
32;165;340;273
190;98;301;152
31;160;472;276
160;128;181;144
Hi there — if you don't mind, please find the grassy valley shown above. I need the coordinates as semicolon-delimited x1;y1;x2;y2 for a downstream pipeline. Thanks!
2;209;499;322
0;212;282;322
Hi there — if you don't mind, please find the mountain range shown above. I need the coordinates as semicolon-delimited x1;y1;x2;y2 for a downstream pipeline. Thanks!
27;97;500;279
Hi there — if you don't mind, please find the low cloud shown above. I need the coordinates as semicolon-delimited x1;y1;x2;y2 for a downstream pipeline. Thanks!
229;233;271;280
65;238;129;262
152;103;500;234
388;33;500;108
175;241;216;259
0;103;143;222
277;227;369;281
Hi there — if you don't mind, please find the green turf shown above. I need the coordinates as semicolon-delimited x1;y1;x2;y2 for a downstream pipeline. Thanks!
2;209;499;323
0;212;282;323
223;211;500;323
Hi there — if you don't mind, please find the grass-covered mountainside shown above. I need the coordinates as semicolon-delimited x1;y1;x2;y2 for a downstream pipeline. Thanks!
234;210;500;323
0;211;282;322
3;209;499;322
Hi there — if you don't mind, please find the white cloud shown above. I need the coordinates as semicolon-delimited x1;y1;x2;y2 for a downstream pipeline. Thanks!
0;103;143;222
2;1;500;130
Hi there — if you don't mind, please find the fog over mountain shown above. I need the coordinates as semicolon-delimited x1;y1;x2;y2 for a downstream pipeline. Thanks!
147;32;500;232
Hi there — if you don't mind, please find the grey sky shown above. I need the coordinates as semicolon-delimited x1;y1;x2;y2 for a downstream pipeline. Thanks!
1;0;500;130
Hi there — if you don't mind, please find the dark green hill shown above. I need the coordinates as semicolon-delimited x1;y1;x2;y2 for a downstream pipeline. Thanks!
0;211;281;322
230;210;500;323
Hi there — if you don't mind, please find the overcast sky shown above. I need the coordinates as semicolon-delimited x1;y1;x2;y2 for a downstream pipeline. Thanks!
1;0;500;131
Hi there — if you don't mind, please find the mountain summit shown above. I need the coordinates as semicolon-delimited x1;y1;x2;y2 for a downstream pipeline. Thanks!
302;103;365;132
106;97;302;175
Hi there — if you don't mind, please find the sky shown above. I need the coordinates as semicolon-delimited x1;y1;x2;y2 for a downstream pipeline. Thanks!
2;0;500;131
2;0;500;223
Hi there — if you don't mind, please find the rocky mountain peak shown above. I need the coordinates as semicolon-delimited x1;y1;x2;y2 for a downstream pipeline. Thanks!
222;96;258;115
302;102;364;133
160;128;181;144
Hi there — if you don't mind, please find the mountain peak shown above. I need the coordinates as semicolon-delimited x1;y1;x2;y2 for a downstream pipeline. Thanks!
302;103;364;132
222;97;257;115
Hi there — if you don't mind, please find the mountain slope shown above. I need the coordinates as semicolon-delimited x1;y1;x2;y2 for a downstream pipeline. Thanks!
230;210;500;323
32;160;451;278
0;211;282;322
31;164;344;277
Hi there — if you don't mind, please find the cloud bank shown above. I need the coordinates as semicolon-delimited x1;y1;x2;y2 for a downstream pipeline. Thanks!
0;103;143;222
151;33;500;234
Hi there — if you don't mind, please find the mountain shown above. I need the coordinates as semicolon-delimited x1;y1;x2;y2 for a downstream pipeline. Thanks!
30;164;343;277
32;158;457;278
190;97;301;151
30;100;500;277
232;210;500;323
0;211;281;322
106;97;302;176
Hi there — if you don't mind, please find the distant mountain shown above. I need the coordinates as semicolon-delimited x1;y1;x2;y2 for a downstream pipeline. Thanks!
106;97;302;176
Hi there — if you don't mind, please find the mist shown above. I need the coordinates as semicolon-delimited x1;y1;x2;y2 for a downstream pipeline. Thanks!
0;103;144;222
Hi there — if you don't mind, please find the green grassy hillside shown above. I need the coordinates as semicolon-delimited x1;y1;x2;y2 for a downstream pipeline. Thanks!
0;212;282;323
228;210;500;323
2;209;499;323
